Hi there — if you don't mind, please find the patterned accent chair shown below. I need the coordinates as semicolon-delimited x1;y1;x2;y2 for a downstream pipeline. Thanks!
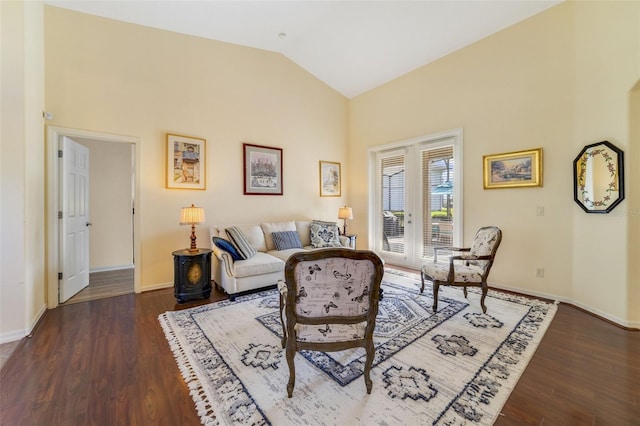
278;248;384;398
421;226;502;314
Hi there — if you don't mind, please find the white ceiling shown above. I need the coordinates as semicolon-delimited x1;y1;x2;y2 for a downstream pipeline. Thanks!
45;0;562;98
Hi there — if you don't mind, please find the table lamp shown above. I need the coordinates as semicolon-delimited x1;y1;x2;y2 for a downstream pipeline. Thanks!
180;204;205;252
338;206;353;236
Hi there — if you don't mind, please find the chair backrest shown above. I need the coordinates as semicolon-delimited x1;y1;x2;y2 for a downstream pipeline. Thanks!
284;249;384;328
468;226;502;274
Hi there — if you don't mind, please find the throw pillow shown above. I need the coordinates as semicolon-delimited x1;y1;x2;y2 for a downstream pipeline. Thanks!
312;219;338;226
225;226;257;260
310;221;342;248
271;231;303;251
212;236;243;261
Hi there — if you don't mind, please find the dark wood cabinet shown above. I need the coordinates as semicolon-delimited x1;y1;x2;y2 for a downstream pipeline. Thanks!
172;248;212;303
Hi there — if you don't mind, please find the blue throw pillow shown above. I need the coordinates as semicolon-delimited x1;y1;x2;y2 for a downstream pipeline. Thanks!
271;231;303;251
212;236;243;261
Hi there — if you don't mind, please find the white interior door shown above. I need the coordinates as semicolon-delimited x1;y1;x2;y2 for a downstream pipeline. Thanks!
59;136;90;303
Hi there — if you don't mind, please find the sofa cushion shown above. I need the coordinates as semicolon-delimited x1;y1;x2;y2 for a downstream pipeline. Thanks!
272;231;303;251
212;236;243;261
233;252;284;278
310;221;342;248
226;226;258;259
267;248;308;262
261;221;296;251
295;221;312;247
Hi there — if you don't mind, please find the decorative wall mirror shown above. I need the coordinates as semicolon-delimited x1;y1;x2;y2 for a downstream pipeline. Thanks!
573;140;624;213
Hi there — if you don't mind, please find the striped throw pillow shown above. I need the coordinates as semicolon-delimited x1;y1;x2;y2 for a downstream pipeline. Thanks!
271;231;303;251
225;226;257;260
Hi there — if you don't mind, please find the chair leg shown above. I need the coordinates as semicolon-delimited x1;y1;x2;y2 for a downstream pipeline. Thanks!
279;294;287;348
432;281;440;312
480;284;488;314
363;339;375;394
420;270;425;293
463;286;468;299
286;343;296;398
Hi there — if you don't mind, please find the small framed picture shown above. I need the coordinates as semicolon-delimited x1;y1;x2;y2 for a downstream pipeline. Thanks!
167;134;206;190
243;143;283;195
483;148;542;189
319;161;341;197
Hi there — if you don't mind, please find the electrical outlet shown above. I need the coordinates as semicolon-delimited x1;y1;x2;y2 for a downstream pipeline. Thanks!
536;268;545;278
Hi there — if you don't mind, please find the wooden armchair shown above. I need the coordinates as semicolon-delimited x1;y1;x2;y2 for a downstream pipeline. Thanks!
421;226;502;313
278;248;384;398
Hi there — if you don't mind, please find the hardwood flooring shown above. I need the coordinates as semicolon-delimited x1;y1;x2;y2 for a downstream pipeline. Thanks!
64;268;134;305
0;272;638;425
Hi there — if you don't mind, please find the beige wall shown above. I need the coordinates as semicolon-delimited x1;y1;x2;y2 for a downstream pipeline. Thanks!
629;81;640;324
349;1;639;326
0;0;46;342
75;138;134;271
44;6;349;292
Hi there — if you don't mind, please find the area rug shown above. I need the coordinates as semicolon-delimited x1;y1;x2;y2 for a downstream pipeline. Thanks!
159;269;557;425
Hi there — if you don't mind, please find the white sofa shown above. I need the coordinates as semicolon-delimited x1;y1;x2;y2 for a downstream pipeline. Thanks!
209;220;352;300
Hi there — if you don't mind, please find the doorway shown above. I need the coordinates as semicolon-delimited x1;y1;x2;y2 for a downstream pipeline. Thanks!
46;127;141;308
369;129;463;269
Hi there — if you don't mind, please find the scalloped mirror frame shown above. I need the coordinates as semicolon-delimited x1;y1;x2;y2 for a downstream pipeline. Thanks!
573;140;625;213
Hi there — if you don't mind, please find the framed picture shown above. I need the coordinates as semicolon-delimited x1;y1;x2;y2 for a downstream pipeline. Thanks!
167;133;206;190
483;148;542;189
243;143;283;195
319;161;341;197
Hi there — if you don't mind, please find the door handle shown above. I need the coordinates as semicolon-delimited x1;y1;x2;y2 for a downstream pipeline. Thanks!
86;222;93;227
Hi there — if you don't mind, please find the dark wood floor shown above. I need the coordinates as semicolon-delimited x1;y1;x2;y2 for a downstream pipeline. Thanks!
1;279;638;425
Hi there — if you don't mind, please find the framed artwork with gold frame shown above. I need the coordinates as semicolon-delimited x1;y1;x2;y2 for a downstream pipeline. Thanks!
167;133;206;190
483;148;542;189
319;161;341;197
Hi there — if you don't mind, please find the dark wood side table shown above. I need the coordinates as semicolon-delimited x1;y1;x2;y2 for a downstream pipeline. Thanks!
172;248;212;303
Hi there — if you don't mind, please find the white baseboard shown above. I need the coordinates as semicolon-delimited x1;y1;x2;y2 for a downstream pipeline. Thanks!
89;264;134;273
0;302;47;344
142;281;173;292
491;282;638;329
0;329;26;345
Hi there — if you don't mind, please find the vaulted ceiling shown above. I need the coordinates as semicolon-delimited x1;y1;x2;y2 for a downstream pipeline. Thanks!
45;1;562;98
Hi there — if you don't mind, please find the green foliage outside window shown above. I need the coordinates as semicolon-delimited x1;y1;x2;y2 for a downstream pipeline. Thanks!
431;208;454;220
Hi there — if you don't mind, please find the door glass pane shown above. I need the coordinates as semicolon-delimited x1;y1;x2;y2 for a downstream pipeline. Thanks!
422;146;454;258
381;154;405;254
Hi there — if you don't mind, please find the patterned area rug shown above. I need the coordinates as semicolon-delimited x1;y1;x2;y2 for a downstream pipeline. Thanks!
159;270;557;425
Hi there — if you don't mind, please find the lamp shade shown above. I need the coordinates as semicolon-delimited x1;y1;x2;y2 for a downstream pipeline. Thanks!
338;206;353;220
180;204;205;225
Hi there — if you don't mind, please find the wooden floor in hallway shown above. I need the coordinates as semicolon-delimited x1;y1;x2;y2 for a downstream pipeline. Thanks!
64;268;134;305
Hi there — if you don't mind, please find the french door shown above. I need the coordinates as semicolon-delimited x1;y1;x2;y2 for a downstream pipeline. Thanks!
370;130;462;268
